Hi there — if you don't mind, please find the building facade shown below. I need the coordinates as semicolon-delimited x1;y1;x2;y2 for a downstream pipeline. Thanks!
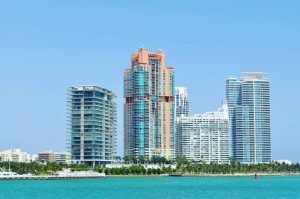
226;72;271;163
55;152;71;164
176;103;230;163
124;48;175;159
0;149;30;163
174;87;190;157
38;151;56;163
68;86;117;166
175;87;190;118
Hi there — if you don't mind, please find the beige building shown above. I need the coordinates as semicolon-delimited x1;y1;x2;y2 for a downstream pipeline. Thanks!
55;152;71;164
38;151;71;164
38;151;56;163
0;149;30;163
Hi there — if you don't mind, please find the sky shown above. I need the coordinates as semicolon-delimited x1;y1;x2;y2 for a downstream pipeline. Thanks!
0;0;299;162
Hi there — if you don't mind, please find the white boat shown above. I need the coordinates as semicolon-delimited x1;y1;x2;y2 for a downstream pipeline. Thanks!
0;168;21;179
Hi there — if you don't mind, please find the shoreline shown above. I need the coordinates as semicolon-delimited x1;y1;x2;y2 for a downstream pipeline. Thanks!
1;173;300;180
107;173;300;178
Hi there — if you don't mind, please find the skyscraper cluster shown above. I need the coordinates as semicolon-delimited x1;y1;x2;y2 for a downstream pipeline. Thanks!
68;48;271;165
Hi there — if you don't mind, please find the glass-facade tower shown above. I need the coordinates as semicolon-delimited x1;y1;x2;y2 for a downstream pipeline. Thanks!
68;86;117;166
226;72;271;163
124;48;175;159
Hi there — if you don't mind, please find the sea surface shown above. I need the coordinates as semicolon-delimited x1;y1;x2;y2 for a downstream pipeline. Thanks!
1;176;300;198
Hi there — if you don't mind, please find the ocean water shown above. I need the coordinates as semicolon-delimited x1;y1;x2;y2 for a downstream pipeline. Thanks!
1;176;300;198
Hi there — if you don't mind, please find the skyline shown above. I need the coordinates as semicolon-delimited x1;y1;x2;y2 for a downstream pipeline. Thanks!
1;1;300;162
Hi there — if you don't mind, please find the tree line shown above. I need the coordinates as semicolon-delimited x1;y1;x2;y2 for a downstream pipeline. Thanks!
1;156;300;175
122;155;172;165
0;161;90;175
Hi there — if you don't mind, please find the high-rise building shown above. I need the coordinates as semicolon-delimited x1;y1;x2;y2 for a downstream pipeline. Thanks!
174;87;190;157
175;87;190;118
68;86;117;166
176;103;230;163
124;48;175;159
226;72;271;163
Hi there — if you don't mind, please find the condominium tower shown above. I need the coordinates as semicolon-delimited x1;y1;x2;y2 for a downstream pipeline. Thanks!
176;103;230;163
68;86;117;166
174;87;189;157
226;72;271;163
175;87;190;118
124;48;175;159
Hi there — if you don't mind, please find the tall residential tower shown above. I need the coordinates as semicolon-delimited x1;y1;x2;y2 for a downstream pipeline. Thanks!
226;72;271;163
176;103;230;163
124;48;175;159
68;86;117;166
174;86;190;157
175;87;190;118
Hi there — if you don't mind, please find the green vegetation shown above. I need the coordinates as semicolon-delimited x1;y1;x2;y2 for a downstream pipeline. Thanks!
174;161;300;175
123;156;172;165
0;161;89;175
94;165;174;175
1;156;300;176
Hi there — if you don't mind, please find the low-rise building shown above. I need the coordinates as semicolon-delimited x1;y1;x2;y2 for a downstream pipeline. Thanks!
37;151;71;164
55;152;71;164
30;154;39;162
38;151;56;163
0;149;30;163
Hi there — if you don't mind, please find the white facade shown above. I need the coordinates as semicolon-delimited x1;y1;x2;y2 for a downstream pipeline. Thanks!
226;72;271;163
274;160;292;165
174;87;190;158
0;149;30;163
176;103;230;164
175;87;190;118
30;154;39;162
55;152;71;164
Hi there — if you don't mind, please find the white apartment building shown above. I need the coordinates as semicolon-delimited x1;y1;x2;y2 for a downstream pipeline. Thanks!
55;152;71;164
175;87;190;118
0;149;30;163
176;103;230;164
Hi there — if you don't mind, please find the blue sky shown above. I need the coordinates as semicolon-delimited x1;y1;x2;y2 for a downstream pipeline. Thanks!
1;0;299;162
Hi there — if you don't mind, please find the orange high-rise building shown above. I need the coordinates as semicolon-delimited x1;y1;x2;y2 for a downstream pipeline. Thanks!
124;48;175;159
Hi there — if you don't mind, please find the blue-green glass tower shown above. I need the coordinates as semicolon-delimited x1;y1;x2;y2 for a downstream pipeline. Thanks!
124;48;175;160
226;72;271;163
68;86;117;166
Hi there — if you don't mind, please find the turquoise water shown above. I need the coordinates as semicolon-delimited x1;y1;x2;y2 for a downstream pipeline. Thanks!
1;176;300;198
